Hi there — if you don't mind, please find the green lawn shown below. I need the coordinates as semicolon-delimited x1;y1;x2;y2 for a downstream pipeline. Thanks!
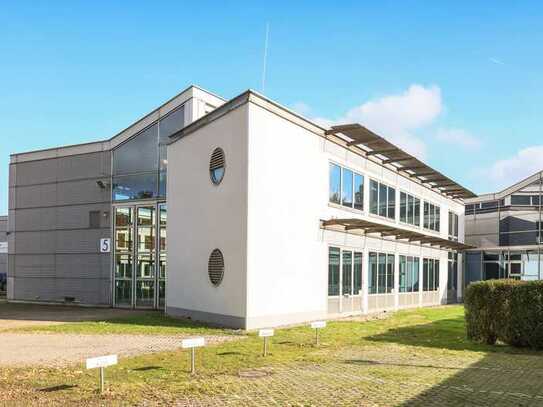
2;305;543;406
9;312;237;336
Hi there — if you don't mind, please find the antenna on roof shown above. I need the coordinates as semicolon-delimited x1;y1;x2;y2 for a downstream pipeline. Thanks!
261;22;270;93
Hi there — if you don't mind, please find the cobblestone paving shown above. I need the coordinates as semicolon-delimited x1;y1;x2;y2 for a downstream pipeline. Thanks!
172;347;543;407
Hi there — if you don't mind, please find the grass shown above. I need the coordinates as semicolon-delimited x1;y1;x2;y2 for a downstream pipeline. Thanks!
2;305;543;406
9;312;237;336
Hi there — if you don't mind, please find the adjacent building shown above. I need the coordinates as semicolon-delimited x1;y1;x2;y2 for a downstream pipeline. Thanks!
0;216;7;294
7;85;474;328
464;172;543;284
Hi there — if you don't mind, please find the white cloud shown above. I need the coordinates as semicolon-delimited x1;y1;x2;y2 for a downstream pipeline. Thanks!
313;84;443;159
436;128;482;150
480;146;543;190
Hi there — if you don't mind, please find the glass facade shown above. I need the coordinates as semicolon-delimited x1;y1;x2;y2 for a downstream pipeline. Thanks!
370;180;395;220
328;247;362;297
112;105;184;202
329;163;364;210
368;252;395;294
113;203;167;309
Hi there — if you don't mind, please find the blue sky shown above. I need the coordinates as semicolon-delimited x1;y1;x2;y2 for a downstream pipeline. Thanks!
1;1;543;214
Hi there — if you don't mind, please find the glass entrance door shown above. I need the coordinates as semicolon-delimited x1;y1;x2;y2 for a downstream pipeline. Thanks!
114;203;166;309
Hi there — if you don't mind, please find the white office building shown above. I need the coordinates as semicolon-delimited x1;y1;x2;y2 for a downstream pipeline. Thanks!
8;85;473;329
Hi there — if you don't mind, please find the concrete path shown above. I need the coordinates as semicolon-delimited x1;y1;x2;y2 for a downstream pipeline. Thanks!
0;333;237;367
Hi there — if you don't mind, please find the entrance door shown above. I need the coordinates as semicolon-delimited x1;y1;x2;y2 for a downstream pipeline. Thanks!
328;247;362;314
114;203;166;309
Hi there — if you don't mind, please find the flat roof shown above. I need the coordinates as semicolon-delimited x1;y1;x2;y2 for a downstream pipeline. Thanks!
326;124;476;200
322;218;473;251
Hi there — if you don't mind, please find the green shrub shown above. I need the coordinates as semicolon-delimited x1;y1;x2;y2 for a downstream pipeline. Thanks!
464;279;543;349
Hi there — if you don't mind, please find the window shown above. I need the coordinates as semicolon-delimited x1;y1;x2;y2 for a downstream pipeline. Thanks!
342;168;353;208
370;180;395;220
400;192;421;226
447;252;458;290
210;148;226;185
113;124;159;176
448;211;459;241
511;195;532;206
328;247;340;296
89;211;101;229
423;201;440;232
328;247;362;296
329;164;341;204
423;258;440;291
369;252;395;294
329;163;364;210
113;173;159;201
399;255;420;293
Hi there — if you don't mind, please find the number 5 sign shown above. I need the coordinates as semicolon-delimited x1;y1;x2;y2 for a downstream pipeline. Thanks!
100;238;111;253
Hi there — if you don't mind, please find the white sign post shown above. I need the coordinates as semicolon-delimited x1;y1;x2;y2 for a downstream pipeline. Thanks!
86;354;118;393
310;321;326;346
258;329;274;357
100;238;111;253
181;337;205;374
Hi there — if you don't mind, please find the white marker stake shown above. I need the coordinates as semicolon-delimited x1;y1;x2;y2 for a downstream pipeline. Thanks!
310;321;327;346
86;355;118;393
182;337;205;374
259;329;274;357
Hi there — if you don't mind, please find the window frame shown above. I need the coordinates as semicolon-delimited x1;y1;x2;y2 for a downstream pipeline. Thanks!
369;179;396;221
423;258;440;291
368;251;395;295
328;246;363;297
399;190;421;228
399;255;420;293
328;161;365;212
423;200;441;232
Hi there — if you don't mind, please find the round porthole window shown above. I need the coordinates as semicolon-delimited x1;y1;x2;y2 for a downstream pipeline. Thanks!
208;249;224;286
210;147;225;185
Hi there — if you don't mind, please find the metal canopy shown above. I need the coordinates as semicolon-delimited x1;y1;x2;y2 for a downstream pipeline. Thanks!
322;218;474;251
325;123;476;199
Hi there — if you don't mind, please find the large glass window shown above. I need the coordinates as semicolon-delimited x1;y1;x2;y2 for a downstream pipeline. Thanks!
342;168;354;208
329;247;362;296
400;255;420;293
329;164;341;205
423;201;440;232
447;252;458;290
369;252;395;294
112;105;185;202
329;163;364;211
370;180;396;220
113;173;159;201
400;192;420;226
448;212;459;241
423;258;440;291
113;124;159;175
328;247;340;296
354;174;364;210
342;251;353;295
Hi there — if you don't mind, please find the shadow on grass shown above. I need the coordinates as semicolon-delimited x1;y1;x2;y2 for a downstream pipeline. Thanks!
366;314;531;354
39;384;77;392
132;366;163;372
364;314;543;405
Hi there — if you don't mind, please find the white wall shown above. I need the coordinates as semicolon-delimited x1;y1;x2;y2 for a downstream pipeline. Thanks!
245;101;464;328
245;103;328;328
166;104;249;325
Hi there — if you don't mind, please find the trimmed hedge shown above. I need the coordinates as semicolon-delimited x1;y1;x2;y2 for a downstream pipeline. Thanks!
465;279;543;349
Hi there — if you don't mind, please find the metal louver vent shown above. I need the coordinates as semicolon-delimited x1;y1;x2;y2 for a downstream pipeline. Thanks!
208;249;224;286
210;147;225;185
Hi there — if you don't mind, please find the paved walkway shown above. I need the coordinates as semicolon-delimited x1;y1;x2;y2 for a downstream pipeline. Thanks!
0;333;237;367
171;348;543;407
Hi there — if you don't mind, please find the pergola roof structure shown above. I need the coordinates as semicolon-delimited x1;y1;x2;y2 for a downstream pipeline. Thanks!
322;218;474;251
325;123;476;200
